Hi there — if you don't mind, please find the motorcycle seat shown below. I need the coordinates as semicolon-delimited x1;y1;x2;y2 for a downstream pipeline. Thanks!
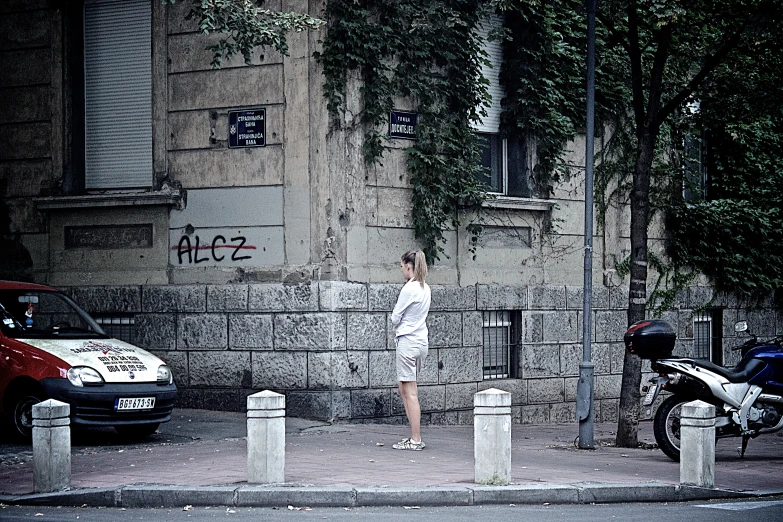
690;357;765;383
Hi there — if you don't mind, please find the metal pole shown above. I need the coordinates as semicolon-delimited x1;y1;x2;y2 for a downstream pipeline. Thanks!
576;0;597;450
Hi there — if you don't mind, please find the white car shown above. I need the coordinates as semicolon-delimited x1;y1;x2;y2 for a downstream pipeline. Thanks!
0;280;177;440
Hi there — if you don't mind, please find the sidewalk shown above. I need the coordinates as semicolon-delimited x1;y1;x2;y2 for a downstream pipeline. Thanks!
1;409;782;507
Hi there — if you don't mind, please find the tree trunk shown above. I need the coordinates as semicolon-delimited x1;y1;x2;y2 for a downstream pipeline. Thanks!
616;127;657;447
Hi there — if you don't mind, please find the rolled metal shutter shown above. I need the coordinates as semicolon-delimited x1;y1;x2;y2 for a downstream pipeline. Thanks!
84;0;152;189
473;14;504;134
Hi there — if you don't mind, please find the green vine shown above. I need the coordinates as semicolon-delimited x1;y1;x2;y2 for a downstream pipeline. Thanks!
500;1;582;193
500;0;628;194
164;0;324;68
316;0;496;261
314;0;635;260
180;0;783;305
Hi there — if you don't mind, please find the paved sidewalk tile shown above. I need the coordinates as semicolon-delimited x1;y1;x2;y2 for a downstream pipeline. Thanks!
1;415;782;498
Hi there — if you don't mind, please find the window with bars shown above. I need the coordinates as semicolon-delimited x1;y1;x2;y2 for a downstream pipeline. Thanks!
693;310;722;364
93;314;136;344
482;311;519;379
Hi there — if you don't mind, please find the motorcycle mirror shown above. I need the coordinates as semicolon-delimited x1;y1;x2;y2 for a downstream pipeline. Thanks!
734;320;748;333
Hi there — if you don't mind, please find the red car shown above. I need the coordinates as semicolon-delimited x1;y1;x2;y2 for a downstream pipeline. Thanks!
0;280;177;440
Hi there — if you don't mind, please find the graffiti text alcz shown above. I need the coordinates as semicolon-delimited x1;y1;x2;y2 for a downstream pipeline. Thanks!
174;235;256;264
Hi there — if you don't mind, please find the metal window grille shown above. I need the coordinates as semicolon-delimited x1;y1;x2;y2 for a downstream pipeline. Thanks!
693;310;722;364
483;311;513;379
93;314;136;344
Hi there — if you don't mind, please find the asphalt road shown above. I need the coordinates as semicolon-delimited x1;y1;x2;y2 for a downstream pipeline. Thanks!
2;498;783;522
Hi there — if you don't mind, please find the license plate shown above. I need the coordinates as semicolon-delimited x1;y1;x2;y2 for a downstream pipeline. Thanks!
642;384;658;406
115;397;155;411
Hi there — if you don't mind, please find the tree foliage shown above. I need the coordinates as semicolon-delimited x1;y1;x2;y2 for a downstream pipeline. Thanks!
497;0;783;446
604;0;782;447
668;20;783;305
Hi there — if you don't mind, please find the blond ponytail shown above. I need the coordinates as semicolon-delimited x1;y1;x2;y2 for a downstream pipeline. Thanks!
402;250;428;287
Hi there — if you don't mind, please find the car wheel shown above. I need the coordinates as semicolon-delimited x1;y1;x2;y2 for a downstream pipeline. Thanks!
115;423;160;440
10;387;47;441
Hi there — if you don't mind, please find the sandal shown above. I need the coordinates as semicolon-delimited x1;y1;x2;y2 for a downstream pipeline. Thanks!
392;438;425;450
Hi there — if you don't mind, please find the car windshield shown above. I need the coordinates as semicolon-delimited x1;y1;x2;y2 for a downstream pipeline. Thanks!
0;289;108;339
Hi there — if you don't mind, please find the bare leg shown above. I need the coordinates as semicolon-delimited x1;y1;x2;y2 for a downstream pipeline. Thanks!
399;381;421;442
398;382;410;420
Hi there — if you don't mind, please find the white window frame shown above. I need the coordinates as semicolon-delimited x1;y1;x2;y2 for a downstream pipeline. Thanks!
682;133;708;202
681;101;708;202
475;133;508;195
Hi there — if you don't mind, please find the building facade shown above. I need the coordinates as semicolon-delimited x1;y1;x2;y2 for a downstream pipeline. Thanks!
1;0;777;422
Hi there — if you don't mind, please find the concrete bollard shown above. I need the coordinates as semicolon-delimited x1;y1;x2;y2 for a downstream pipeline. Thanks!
247;390;285;484
32;399;71;493
474;388;512;485
679;400;715;488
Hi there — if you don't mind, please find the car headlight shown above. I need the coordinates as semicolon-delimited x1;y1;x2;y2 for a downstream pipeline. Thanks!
67;366;105;387
157;365;173;385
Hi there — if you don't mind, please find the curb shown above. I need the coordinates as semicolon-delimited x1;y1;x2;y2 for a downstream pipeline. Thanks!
3;483;780;508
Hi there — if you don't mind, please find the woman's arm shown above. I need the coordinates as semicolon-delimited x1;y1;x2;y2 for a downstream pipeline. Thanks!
390;283;413;326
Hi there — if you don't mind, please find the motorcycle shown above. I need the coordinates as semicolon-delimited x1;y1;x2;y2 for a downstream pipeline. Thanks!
624;318;783;462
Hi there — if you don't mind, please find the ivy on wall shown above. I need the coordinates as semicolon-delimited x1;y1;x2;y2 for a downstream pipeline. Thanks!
500;0;629;194
181;0;783;304
164;0;324;67
314;0;635;260
316;0;496;261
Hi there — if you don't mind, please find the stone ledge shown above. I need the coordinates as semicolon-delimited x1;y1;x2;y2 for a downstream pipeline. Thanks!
481;196;554;212
34;188;182;210
236;486;356;507
0;488;119;507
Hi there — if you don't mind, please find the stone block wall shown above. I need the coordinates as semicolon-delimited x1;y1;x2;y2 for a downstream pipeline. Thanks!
0;1;57;281
67;282;777;424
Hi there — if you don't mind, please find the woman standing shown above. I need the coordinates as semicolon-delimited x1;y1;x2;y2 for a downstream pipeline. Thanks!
390;250;431;450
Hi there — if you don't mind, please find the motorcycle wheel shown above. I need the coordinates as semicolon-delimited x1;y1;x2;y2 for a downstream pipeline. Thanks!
653;394;689;462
